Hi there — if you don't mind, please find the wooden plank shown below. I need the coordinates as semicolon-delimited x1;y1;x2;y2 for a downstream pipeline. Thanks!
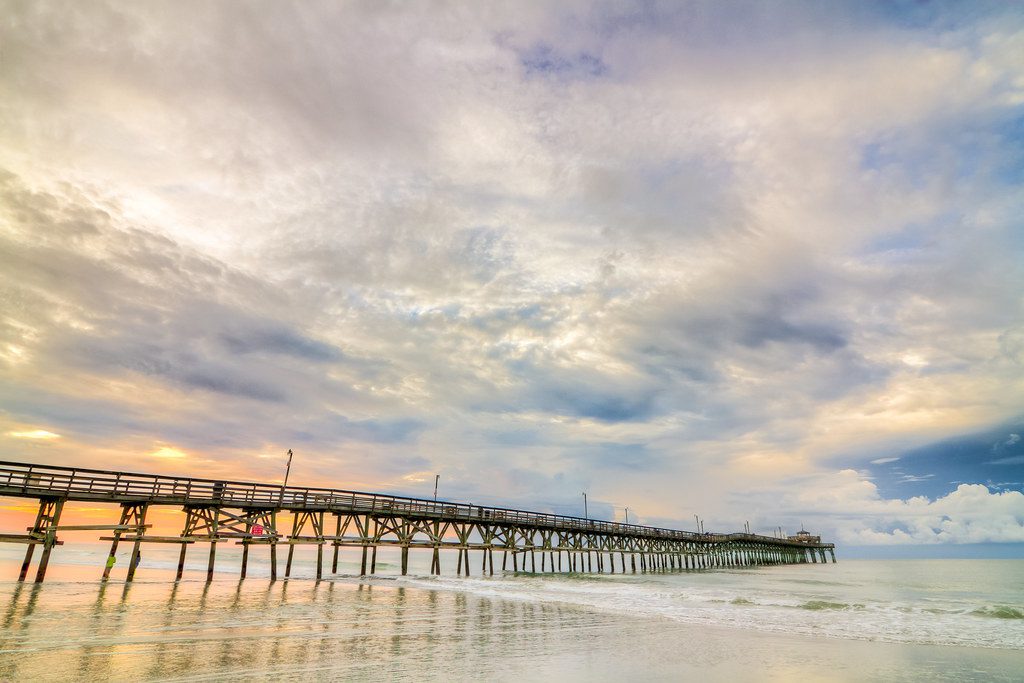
232;539;279;545
216;532;282;539
33;524;153;531
0;534;64;545
99;535;198;544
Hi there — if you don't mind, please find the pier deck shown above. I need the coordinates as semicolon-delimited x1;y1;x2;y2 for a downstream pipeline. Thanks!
0;460;836;583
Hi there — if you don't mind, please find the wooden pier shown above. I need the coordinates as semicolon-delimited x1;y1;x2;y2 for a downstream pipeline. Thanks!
0;460;836;583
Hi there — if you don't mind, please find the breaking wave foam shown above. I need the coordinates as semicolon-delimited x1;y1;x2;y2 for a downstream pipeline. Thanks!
395;562;1024;650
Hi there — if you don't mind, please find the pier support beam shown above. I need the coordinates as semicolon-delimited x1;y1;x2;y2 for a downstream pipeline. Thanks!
20;498;65;584
179;506;221;582
101;502;146;581
332;513;342;574
207;538;218;581
240;533;251;579
282;510;325;579
176;542;188;580
125;504;149;582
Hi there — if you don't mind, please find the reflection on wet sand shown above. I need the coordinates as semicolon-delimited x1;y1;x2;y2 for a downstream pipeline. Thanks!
1;560;1022;682
147;580;183;679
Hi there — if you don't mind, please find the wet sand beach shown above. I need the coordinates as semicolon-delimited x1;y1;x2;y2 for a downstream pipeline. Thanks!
1;550;1021;682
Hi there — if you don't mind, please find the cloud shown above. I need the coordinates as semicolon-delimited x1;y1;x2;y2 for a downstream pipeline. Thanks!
219;326;343;363
518;43;609;80
0;1;1022;543
749;469;1024;545
6;430;60;440
990;456;1024;466
899;473;936;482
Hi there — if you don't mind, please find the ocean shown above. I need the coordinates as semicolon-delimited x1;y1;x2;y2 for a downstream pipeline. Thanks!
0;543;1021;681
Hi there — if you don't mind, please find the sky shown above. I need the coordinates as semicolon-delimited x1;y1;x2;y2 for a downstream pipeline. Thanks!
0;0;1023;550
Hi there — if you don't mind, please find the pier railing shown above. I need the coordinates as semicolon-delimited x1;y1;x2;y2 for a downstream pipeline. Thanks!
0;460;830;548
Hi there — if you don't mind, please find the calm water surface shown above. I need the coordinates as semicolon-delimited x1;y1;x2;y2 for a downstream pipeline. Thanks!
0;545;1021;682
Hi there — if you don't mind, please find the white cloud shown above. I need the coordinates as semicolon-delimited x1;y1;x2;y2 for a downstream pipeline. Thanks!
774;470;1024;545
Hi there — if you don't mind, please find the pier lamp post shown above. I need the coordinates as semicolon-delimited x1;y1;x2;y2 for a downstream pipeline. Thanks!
278;448;294;504
625;507;629;524
582;492;588;519
434;474;439;501
283;449;294;488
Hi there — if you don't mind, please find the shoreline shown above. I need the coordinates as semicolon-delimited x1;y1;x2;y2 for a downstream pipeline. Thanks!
1;559;1023;681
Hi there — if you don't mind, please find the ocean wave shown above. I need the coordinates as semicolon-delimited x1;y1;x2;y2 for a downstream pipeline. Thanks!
781;578;853;587
970;605;1024;620
798;600;856;611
